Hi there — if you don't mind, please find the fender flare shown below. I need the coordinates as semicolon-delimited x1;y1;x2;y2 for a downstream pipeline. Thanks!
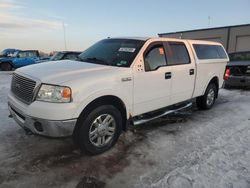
0;60;15;68
73;90;131;119
202;75;219;97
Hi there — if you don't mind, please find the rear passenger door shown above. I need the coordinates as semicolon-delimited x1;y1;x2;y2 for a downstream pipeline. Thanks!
165;41;196;104
21;51;38;66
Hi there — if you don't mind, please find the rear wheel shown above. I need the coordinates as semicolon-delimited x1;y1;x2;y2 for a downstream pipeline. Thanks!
196;83;217;110
74;105;122;155
1;62;12;71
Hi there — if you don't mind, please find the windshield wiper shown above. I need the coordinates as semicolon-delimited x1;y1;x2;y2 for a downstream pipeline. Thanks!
79;57;111;65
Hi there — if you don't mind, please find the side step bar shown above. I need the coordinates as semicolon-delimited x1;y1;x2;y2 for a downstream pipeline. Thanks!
133;102;192;126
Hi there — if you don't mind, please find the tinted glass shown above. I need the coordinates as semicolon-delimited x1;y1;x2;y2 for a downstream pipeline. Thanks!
168;42;190;65
79;39;145;67
64;53;79;60
229;52;250;61
216;46;228;58
0;50;5;56
0;49;17;57
27;51;37;57
144;45;167;71
51;52;64;61
193;44;227;59
18;52;28;58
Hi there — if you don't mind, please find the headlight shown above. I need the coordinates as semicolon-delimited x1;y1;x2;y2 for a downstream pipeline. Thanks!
36;84;72;103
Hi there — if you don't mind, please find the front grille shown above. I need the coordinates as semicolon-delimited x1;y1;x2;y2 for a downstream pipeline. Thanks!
11;73;36;104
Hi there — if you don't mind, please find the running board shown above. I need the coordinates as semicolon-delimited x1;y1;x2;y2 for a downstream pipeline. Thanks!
133;102;192;126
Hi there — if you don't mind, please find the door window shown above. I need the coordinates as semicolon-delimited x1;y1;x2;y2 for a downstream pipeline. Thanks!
18;52;28;58
167;42;190;65
144;44;167;71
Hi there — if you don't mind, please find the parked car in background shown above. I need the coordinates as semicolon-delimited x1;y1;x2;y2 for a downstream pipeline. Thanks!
0;50;40;71
8;37;228;155
224;51;250;88
0;49;20;70
0;49;20;58
37;51;81;63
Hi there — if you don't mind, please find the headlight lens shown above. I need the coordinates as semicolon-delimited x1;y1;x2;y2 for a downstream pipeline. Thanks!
36;84;72;103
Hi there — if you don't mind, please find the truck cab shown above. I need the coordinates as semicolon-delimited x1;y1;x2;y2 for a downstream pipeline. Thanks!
12;50;40;68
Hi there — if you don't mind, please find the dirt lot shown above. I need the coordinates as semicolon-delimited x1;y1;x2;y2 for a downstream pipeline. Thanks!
0;72;250;188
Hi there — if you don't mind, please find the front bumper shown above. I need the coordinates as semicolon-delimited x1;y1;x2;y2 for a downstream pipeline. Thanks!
225;75;250;87
8;103;77;137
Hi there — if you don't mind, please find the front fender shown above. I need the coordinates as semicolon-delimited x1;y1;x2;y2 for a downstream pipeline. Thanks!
0;60;14;67
73;89;132;119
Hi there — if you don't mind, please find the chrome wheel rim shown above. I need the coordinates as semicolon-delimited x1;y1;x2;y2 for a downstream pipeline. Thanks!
89;114;116;147
207;88;215;106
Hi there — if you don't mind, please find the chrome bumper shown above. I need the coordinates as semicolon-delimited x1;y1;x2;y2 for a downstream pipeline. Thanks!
8;103;77;137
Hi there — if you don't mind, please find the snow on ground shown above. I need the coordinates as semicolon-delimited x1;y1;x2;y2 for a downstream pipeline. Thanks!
0;72;250;188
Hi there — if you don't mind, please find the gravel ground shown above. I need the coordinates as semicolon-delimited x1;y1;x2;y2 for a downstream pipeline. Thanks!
0;72;250;188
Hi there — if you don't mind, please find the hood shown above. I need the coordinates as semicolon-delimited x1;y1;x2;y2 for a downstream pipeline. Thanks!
16;60;117;84
0;56;12;62
35;59;51;63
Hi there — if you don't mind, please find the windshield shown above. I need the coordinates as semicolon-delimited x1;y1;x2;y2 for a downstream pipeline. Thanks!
13;51;19;57
51;52;64;61
0;49;17;57
229;52;250;61
0;50;6;56
78;39;145;67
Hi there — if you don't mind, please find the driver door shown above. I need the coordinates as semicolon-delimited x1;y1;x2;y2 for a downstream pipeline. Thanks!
133;42;172;116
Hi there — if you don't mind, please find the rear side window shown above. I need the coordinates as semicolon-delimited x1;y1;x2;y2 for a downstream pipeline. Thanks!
167;42;190;65
193;44;227;59
27;51;37;57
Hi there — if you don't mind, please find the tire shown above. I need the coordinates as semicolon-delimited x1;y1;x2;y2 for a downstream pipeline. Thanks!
196;83;217;110
1;62;12;71
74;105;122;155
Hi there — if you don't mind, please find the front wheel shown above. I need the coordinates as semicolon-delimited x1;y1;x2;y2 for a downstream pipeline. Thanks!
74;105;122;155
196;83;217;110
1;62;12;71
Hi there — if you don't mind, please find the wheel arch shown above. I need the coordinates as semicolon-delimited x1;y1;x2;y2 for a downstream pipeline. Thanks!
206;76;219;98
0;61;14;68
75;95;128;132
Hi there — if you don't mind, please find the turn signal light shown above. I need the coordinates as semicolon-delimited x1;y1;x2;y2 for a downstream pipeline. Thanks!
224;68;230;80
62;87;71;99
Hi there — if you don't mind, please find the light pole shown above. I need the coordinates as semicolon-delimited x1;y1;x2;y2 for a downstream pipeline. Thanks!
62;21;67;50
208;16;211;28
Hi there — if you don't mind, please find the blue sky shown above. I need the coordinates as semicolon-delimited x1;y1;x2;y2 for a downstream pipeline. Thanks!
0;0;250;52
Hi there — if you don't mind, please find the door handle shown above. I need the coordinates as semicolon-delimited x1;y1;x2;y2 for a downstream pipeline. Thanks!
189;69;195;75
165;72;172;79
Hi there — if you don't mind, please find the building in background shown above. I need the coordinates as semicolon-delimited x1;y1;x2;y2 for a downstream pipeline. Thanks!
159;24;250;53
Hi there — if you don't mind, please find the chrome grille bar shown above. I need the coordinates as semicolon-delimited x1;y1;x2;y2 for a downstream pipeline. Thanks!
11;73;36;104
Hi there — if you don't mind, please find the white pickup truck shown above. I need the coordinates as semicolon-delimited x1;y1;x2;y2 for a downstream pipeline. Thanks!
8;37;229;154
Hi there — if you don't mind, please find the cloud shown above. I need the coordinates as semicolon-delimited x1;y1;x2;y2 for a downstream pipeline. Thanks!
0;13;62;30
0;0;62;31
0;0;23;9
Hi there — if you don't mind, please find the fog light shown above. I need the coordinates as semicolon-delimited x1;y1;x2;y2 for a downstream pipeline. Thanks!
34;121;43;132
